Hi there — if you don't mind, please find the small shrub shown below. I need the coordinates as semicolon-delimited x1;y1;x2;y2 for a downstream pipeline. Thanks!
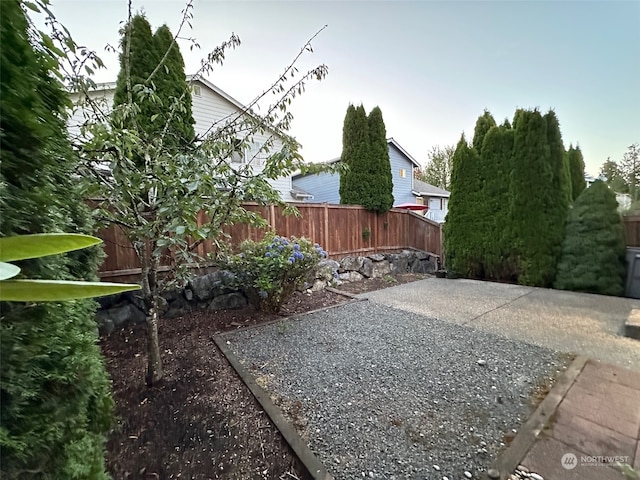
219;233;327;313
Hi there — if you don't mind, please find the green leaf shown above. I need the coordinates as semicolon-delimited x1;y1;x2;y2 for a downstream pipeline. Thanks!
0;234;102;262
175;226;186;235
23;1;40;12
0;280;140;302
0;262;20;281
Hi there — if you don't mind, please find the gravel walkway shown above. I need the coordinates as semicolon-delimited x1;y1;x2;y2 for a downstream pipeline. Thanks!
225;300;572;480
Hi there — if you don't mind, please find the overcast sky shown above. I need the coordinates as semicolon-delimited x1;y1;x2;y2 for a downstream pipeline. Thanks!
45;0;640;175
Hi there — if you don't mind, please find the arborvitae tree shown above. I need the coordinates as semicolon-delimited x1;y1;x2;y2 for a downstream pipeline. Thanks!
554;180;626;296
365;106;394;213
339;104;371;206
113;14;157;150
508;109;559;286
152;24;195;152
0;0;112;476
479;124;515;280
567;145;586;201
472;109;497;155
443;134;484;277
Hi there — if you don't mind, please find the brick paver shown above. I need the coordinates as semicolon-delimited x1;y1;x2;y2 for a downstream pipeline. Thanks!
519;360;640;480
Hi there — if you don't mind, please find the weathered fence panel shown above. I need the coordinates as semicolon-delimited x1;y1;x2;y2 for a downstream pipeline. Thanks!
624;214;640;247
96;203;443;279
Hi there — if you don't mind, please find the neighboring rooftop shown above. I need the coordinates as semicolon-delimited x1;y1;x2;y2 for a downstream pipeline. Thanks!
412;178;450;197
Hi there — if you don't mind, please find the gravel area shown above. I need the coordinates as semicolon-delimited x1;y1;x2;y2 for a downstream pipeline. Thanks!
225;300;572;480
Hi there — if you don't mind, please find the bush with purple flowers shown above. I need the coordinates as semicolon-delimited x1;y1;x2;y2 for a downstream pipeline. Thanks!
218;233;327;313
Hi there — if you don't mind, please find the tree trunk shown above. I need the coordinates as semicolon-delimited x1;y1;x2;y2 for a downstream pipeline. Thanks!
145;299;163;386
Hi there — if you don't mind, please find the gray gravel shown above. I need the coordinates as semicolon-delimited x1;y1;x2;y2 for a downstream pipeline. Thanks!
225;300;572;480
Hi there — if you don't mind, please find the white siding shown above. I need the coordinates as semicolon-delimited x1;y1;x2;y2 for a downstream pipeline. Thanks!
69;80;294;201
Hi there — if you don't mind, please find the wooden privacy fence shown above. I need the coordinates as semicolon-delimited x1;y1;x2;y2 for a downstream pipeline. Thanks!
97;203;443;279
624;214;640;247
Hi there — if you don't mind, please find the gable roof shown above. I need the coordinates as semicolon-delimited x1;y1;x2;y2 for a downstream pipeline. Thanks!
412;178;450;198
292;138;420;179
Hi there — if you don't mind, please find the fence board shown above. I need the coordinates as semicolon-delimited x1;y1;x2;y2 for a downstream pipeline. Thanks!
96;203;443;279
624;214;640;247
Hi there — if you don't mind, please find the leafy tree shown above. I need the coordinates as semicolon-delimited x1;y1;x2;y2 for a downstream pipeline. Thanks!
479;124;515;280
620;143;640;202
600;158;628;193
366;106;394;213
416;145;455;190
0;0;112;476
508;109;569;287
443;135;483;277
339;104;371;205
567;144;586;201
554;180;626;296
72;9;331;385
472;109;497;155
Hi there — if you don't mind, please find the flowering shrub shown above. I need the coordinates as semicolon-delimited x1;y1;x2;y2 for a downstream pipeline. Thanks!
218;233;328;313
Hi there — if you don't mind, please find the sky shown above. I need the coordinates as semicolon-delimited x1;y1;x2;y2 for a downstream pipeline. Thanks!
42;0;640;176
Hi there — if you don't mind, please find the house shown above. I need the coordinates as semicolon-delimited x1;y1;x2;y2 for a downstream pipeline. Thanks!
68;75;297;202
292;138;422;205
411;179;450;223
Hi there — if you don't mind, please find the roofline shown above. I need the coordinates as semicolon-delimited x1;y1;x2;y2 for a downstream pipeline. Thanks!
187;74;247;112
387;137;421;168
411;190;449;198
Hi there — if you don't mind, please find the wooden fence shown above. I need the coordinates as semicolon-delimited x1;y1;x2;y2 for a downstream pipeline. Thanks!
97;203;443;279
624;214;640;247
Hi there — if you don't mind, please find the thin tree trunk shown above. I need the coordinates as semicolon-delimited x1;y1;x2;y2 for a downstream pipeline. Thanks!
145;297;163;386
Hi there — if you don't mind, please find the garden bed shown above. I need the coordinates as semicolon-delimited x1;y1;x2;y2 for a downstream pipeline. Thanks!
100;273;425;479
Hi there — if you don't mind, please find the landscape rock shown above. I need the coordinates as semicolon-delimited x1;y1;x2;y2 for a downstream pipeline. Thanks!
208;292;247;311
315;259;340;282
388;253;410;274
368;253;386;262
370;260;391;278
97;304;146;329
188;271;231;301
340;256;365;273
359;258;374;278
339;271;365;283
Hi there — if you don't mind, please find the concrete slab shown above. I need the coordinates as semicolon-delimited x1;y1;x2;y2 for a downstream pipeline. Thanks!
550;412;637;459
574;369;640;402
561;385;640;439
625;309;640;340
582;360;640;390
361;277;532;325
635;440;640;469
521;437;624;480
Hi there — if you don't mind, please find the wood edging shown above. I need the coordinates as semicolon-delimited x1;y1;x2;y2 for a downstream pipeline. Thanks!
485;355;588;480
213;335;334;480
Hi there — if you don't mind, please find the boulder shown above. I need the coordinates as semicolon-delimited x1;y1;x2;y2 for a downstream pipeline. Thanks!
388;253;410;274
188;271;234;301
96;304;146;330
340;256;364;273
315;259;340;282
367;253;386;262
208;292;247;311
338;271;364;283
359;258;374;278
370;260;391;278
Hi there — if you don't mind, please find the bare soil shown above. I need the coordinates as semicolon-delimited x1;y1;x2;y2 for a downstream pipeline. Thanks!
100;274;427;479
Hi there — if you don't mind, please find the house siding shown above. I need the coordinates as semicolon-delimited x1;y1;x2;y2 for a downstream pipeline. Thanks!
292;171;341;204
388;143;416;205
69;79;294;202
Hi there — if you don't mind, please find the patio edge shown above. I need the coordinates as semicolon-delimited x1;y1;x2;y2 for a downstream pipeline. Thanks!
484;355;588;480
213;334;334;480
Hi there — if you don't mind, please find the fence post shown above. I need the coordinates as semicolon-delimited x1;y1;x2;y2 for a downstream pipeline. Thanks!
324;204;330;253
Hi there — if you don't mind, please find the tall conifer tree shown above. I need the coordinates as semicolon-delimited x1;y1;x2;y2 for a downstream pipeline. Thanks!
567;145;587;201
472;109;497;155
0;0;112;476
366;106;394;213
339;104;370;206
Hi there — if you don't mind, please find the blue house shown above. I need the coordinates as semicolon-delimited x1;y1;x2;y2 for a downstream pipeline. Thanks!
291;138;420;205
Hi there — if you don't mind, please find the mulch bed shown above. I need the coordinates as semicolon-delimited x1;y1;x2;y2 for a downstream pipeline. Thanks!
100;274;427;479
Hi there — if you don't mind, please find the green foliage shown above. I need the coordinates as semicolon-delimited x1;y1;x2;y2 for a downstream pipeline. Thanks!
554;181;626;296
479;124;515;280
0;234;139;301
472;109;497;155
0;0;112;476
416;145;455;190
218;234;326;313
508;109;570;286
443;135;484;277
567;145;586;200
621;143;640;202
339;104;394;213
600;158;628;193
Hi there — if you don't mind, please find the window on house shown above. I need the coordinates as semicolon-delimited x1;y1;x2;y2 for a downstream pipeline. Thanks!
230;138;245;163
191;84;202;96
399;168;406;178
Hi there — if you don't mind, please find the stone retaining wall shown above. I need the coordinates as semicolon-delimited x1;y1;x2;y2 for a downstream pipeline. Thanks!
96;249;438;336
